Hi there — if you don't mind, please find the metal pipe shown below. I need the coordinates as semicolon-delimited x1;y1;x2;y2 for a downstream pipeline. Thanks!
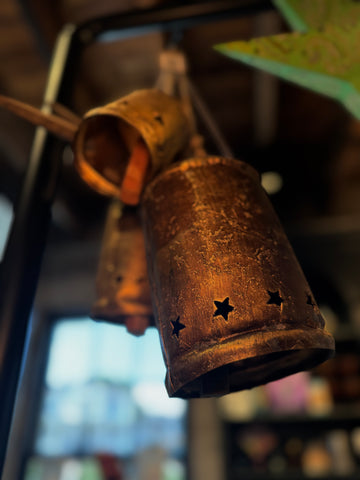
0;24;78;475
73;0;272;46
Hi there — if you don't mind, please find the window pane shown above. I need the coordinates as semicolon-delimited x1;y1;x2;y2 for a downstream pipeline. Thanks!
31;317;186;479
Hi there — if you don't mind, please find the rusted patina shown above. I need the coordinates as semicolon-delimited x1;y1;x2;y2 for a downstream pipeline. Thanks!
74;89;189;204
141;156;335;398
92;200;153;336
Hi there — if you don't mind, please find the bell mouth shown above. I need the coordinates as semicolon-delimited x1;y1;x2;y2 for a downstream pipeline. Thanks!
173;348;334;399
74;115;148;198
166;327;335;399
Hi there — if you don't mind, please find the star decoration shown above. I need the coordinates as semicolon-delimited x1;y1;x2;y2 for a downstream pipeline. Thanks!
213;297;234;321
214;2;360;120
307;294;315;306
267;290;284;306
273;0;360;33
171;316;186;338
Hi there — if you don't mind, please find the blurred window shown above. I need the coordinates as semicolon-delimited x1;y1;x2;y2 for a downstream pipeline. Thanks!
25;317;187;480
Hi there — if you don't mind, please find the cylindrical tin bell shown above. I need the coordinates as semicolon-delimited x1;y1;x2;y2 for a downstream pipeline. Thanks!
91;200;154;336
141;157;335;398
74;89;189;204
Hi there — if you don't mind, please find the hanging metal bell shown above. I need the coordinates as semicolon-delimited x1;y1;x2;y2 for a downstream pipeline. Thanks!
91;200;154;336
141;156;335;398
74;89;189;205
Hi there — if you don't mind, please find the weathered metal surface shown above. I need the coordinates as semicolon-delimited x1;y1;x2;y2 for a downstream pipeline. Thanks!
91;200;154;336
273;0;360;32
74;88;189;204
141;156;335;398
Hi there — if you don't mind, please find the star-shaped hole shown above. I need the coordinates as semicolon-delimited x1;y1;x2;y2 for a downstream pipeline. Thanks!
171;316;186;338
154;114;164;125
306;294;315;307
267;290;284;306
213;297;234;321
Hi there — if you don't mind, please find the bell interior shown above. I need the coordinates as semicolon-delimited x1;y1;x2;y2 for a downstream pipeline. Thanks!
78;115;147;195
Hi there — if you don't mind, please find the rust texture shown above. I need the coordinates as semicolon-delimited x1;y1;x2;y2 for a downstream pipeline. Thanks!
141;156;335;398
73;89;189;203
92;200;153;336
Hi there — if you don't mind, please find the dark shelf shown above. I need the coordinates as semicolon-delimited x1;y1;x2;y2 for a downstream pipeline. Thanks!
224;406;360;430
229;470;360;480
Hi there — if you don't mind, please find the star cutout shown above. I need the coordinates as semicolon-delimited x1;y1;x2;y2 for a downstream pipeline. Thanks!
171;316;186;338
267;290;284;306
307;294;315;306
213;297;234;321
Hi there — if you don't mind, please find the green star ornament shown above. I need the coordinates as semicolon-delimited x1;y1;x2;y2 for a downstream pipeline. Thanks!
273;0;360;33
215;21;360;119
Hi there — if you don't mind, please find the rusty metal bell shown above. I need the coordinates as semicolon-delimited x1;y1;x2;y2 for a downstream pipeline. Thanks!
141;156;335;398
91;200;154;336
73;89;189;205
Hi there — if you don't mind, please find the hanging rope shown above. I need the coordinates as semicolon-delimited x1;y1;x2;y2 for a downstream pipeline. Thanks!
156;47;233;158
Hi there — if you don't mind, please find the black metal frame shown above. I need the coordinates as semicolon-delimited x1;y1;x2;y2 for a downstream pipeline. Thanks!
0;1;271;476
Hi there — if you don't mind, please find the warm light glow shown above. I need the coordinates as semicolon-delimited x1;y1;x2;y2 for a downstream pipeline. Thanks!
261;171;283;194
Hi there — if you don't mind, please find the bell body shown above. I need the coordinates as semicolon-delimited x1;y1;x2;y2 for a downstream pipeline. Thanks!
141;157;335;398
92;201;153;336
74;89;189;202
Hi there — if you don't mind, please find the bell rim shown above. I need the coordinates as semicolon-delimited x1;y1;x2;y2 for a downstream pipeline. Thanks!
166;326;335;398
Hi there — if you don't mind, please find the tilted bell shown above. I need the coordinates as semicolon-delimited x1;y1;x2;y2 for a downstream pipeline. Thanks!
74;89;189;205
141;156;335;398
92;200;154;336
0;90;189;206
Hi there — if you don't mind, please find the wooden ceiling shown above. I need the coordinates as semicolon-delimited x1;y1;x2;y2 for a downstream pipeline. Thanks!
0;0;359;233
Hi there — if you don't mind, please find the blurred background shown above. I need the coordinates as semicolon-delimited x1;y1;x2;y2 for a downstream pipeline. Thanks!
0;0;360;479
